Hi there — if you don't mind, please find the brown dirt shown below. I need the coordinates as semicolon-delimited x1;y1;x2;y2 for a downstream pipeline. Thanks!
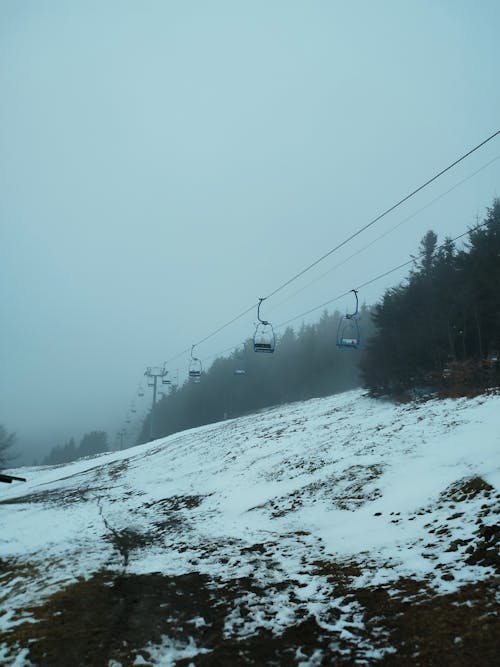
2;561;499;667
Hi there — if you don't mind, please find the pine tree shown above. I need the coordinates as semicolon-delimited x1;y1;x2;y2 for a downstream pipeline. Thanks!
0;425;16;470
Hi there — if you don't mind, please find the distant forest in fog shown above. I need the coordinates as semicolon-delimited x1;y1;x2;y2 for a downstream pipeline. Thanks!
38;197;500;465
137;307;374;445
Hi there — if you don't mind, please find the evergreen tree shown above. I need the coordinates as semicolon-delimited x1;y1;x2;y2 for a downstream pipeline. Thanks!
137;308;373;445
0;425;16;470
360;198;500;396
78;431;109;457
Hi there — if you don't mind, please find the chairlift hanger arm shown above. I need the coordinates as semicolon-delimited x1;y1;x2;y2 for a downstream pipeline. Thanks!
257;297;269;325
346;289;359;319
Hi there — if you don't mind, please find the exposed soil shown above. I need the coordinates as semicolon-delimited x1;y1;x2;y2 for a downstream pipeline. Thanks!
2;563;499;666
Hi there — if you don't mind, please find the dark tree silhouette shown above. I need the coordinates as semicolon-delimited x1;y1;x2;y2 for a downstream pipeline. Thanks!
0;425;16;470
361;198;500;396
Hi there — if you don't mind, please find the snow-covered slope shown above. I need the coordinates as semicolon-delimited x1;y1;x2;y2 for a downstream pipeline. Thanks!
1;390;499;666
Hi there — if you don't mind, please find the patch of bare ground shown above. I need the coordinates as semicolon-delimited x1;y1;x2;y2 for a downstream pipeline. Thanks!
354;577;500;667
144;494;208;512
2;559;500;666
0;557;43;600
0;485;109;507
466;523;500;571
440;476;494;503
1;571;220;666
249;464;383;517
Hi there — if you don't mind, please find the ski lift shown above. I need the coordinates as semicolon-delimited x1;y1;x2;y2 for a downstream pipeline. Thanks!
138;387;145;397
253;298;276;353
336;290;360;350
189;345;202;382
161;374;171;385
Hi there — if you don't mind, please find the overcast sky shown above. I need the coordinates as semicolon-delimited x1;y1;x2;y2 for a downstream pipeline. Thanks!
1;0;499;463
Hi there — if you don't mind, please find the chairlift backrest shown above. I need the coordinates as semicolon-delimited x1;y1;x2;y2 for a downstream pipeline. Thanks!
254;325;276;353
336;289;361;350
189;345;203;381
336;315;360;349
189;366;202;384
253;298;276;353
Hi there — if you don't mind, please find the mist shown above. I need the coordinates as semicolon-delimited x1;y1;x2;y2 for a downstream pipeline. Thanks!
1;0;499;464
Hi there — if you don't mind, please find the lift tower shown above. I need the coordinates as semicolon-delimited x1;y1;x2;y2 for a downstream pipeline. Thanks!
144;366;169;441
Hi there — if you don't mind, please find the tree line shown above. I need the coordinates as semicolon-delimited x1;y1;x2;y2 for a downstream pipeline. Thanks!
137;306;374;444
7;198;498;466
0;425;16;470
41;430;109;466
361;198;500;396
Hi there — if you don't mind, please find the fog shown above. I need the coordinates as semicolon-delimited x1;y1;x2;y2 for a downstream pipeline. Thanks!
1;0;499;463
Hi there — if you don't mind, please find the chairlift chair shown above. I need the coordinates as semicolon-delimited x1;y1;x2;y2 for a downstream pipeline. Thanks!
336;290;361;350
253;298;276;353
189;345;203;383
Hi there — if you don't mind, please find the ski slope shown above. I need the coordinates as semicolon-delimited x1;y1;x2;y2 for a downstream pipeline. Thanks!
1;389;499;665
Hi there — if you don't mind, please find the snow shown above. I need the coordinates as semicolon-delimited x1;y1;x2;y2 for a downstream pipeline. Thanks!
1;389;499;664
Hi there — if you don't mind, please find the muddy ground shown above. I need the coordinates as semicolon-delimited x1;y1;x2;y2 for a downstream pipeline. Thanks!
2;555;499;666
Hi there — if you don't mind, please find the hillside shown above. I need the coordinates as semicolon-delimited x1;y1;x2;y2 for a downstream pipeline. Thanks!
1;390;499;666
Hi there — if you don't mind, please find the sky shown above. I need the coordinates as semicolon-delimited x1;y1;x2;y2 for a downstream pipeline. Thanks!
1;0;499;463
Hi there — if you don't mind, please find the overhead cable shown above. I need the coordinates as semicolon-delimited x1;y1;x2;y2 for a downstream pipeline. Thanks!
269;152;500;313
264;130;500;300
164;129;500;367
275;218;490;330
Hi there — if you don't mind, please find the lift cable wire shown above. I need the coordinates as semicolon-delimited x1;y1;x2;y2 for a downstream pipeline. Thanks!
163;129;500;368
194;303;257;348
199;215;491;368
263;129;500;301
269;153;500;314
162;304;260;366
275;218;490;330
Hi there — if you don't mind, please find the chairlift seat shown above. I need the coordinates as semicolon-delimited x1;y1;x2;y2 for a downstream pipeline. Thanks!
253;325;275;353
254;342;273;352
189;366;202;383
336;314;361;350
341;338;358;347
189;346;203;381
